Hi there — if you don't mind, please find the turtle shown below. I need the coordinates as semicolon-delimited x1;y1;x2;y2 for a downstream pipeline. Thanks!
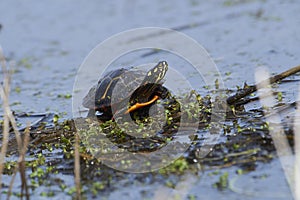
82;61;169;121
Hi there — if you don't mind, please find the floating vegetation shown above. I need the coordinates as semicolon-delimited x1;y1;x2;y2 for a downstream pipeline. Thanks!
214;172;229;190
1;87;293;198
1;54;300;198
57;93;72;99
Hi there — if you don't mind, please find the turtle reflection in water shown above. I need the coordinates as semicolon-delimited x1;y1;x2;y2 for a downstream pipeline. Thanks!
82;61;175;122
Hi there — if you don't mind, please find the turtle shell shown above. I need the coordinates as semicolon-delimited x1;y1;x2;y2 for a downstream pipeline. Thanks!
82;68;129;109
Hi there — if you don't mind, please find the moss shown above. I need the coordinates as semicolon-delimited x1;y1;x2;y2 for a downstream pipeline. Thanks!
3;161;17;175
14;86;21;93
188;194;196;200
57;93;72;99
236;169;244;175
225;71;232;76
214;172;229;190
40;191;55;197
90;181;106;196
277;92;283;101
215;79;219;89
159;158;189;175
18;57;33;69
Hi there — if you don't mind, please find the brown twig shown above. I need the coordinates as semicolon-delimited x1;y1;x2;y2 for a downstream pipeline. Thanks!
227;64;300;105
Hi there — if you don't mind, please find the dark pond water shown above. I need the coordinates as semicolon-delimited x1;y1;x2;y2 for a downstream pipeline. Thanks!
0;0;300;199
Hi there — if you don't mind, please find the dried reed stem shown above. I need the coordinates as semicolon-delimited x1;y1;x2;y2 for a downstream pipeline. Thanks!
19;124;30;199
74;132;81;200
0;47;11;195
255;67;295;198
7;124;30;200
0;47;30;199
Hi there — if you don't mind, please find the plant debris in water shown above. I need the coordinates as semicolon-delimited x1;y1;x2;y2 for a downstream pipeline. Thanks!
0;71;295;197
0;86;296;198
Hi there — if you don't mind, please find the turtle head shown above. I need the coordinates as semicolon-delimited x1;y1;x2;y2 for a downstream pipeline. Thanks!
145;61;168;84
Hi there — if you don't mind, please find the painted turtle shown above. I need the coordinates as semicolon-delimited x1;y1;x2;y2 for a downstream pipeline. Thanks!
82;61;169;121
